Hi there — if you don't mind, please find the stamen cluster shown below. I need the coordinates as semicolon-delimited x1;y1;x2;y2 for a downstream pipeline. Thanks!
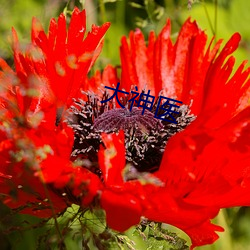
67;91;196;173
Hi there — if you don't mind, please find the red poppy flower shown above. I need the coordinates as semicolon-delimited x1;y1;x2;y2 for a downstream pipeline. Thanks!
0;8;250;250
81;19;250;249
0;8;109;217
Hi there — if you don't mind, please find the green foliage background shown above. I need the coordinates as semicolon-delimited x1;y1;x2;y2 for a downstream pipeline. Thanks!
0;0;250;249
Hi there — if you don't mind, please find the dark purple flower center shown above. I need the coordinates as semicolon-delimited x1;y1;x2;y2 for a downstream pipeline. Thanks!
93;107;163;134
67;91;196;176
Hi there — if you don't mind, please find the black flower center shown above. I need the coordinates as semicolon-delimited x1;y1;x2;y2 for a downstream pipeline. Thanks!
67;91;196;176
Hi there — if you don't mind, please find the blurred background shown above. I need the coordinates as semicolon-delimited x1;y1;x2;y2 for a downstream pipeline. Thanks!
0;0;250;249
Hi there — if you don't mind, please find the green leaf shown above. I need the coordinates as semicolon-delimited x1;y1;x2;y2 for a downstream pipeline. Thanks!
133;221;189;250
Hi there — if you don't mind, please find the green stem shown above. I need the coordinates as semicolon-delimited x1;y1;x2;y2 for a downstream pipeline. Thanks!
202;0;215;36
99;0;107;23
214;0;218;41
116;0;126;25
41;179;64;246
